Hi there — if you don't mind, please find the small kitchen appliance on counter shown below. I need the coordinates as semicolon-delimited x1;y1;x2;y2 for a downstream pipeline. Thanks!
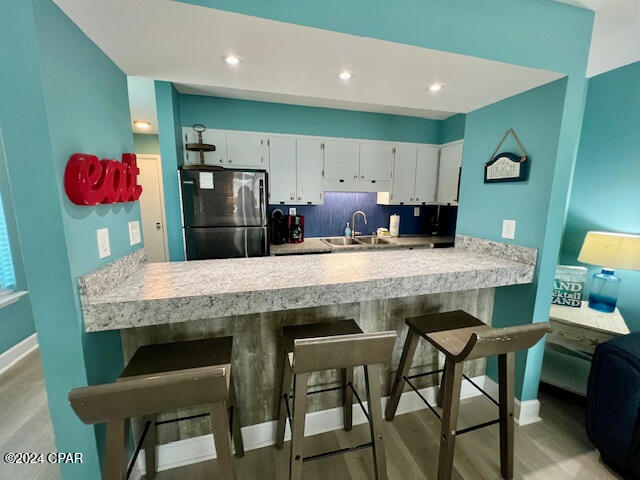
287;215;305;243
270;209;288;245
180;168;269;259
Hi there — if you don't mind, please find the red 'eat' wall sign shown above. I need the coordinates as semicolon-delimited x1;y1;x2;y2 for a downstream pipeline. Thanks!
64;153;143;205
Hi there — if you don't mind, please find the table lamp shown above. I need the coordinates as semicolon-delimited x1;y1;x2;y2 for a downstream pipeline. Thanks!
578;231;640;312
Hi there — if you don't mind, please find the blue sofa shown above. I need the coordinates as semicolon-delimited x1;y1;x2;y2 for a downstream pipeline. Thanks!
587;331;640;479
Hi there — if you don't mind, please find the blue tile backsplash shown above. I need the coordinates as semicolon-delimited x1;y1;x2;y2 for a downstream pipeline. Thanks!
269;192;457;238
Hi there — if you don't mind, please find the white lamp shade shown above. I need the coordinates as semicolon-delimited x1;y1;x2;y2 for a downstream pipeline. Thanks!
578;231;640;270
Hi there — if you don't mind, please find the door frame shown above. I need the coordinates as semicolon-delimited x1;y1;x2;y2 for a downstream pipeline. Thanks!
137;154;169;262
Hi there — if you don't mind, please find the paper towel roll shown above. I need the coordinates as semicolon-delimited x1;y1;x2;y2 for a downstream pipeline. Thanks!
389;214;400;237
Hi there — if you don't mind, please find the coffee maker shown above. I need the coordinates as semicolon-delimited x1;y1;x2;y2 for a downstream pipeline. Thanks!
270;210;288;245
287;215;304;243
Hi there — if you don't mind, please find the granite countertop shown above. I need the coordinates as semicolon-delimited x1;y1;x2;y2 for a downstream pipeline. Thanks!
270;235;453;255
79;235;537;332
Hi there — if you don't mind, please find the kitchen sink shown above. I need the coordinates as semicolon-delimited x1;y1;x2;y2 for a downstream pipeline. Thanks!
355;236;392;245
322;237;361;246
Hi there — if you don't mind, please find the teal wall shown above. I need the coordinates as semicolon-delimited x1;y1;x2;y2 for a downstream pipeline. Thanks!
0;1;140;478
457;79;568;398
0;132;35;355
561;61;640;332
133;133;161;154
156;82;185;261
439;114;466;144
180;95;441;143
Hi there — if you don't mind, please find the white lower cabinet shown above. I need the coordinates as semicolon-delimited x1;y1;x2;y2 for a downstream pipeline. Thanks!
226;131;268;169
437;142;463;205
268;136;297;204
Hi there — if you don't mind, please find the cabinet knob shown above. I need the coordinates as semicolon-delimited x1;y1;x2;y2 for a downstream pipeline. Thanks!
416;197;419;201
298;196;302;200
353;175;357;179
410;198;414;201
220;159;223;163
261;156;264;163
290;195;294;200
229;159;233;163
360;175;364;179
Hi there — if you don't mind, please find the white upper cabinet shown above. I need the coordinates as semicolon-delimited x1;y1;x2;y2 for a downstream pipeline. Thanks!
323;139;359;182
296;138;324;204
183;128;227;167
389;144;417;204
226;132;268;169
437;141;463;205
414;145;439;204
268;136;297;204
359;142;393;183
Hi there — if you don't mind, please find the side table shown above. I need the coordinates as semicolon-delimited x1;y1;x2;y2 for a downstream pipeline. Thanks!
541;301;630;395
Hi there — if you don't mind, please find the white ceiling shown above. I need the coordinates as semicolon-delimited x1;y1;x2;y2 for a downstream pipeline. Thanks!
54;0;564;122
127;76;158;134
557;0;640;77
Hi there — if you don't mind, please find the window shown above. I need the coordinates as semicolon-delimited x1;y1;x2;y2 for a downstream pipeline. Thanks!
0;128;16;292
0;193;16;290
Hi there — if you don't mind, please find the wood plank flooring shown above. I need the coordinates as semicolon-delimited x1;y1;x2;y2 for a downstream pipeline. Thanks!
0;349;622;480
0;349;61;480
152;385;621;480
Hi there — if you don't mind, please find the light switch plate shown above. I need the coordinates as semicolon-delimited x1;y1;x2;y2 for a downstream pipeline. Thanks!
502;219;516;240
289;207;297;216
128;221;141;246
414;207;421;217
97;228;110;259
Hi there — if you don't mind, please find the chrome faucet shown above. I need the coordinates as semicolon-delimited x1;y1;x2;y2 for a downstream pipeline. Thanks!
351;210;367;238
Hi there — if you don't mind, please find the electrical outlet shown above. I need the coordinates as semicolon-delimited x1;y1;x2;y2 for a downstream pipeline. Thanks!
128;221;141;245
97;228;111;259
502;219;516;240
414;207;420;217
289;207;296;216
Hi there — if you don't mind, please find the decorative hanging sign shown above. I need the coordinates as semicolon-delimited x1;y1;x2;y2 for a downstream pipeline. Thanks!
484;128;529;183
64;153;142;205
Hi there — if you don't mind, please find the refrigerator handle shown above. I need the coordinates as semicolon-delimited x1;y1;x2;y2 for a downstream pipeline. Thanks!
259;178;265;223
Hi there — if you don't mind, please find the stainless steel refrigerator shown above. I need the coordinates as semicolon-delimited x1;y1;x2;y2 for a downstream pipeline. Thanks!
179;168;269;260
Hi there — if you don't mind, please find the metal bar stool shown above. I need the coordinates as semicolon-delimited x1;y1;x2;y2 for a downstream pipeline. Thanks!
68;337;244;480
275;320;396;480
385;310;551;480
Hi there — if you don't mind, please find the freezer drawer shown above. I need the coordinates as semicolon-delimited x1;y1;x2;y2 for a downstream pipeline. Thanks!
184;226;269;260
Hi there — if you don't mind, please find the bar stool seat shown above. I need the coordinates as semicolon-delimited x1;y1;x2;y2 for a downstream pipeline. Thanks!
386;310;551;480
69;336;243;480
282;319;364;352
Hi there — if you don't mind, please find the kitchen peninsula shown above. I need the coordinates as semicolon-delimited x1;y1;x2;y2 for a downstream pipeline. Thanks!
78;235;536;444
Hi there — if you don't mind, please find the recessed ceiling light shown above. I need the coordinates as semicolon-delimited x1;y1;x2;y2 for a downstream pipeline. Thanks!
133;120;151;129
338;71;353;80
223;55;242;65
429;83;443;92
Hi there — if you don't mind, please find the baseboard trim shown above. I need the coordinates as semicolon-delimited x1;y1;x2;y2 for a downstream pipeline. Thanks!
482;376;542;426
0;333;38;376
130;374;488;478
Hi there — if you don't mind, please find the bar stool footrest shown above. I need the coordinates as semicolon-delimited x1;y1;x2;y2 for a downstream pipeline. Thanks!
303;441;374;463
284;382;373;462
402;368;502;436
